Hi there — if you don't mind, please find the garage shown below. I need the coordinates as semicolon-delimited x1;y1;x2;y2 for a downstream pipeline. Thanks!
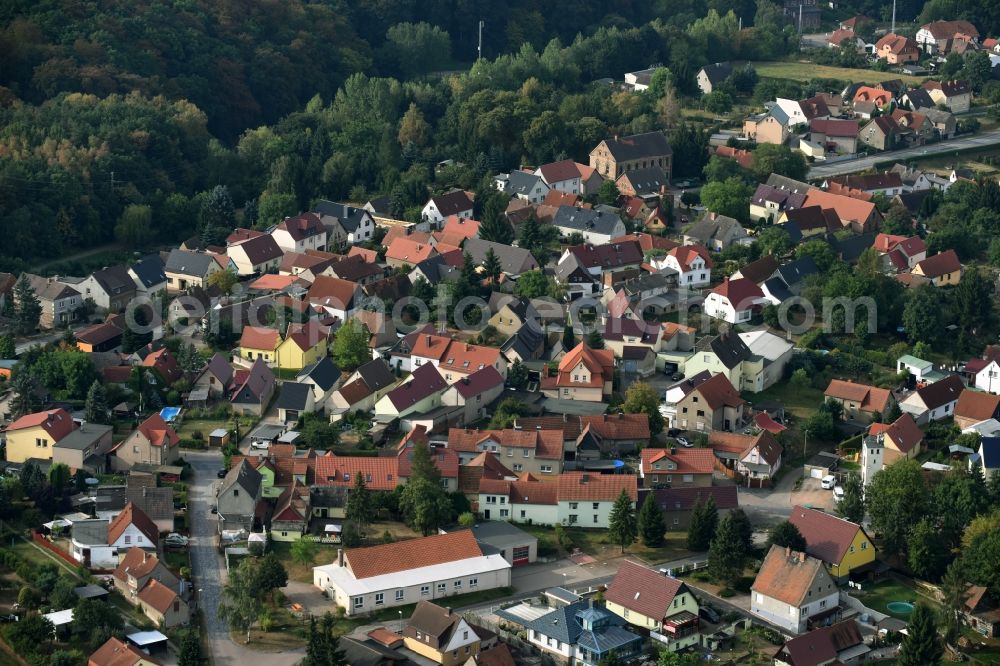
803;451;841;481
512;545;531;566
463;522;538;567
810;468;824;479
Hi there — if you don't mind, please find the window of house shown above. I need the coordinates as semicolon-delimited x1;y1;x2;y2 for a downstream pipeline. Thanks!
861;541;868;550
233;489;238;497
396;590;404;601
683;474;693;482
569;514;578;524
353;597;364;609
454;581;462;590
593;515;598;523
470;578;478;588
375;593;384;606
500;509;509;517
592;503;599;510
421;585;429;595
513;464;523;472
124;536;131;544
541;465;552;473
570;502;578;509
437;583;446;593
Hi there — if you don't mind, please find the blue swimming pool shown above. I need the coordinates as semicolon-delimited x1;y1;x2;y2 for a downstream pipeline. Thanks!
159;407;182;422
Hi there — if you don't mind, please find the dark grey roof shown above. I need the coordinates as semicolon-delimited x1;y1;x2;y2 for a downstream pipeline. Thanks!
622;346;654;361
903;88;935;110
198;353;234;386
314;200;371;233
56;423;113;450
355;358;396;392
552;206;624;236
233;234;283;265
130;255;167;288
700;61;733;85
765;174;812;195
685;214;745;244
276;382;313;411
90;265;136;297
500;324;545;360
503;297;535;323
830;232;876;263
703;330;754;369
74;585;109;600
339;637;406;665
224;459;262;498
525;600;634;650
464;238;538;275
297;357;341;392
775;256;819;287
364;196;391;216
428;190;474;216
71;519;108;546
622;271;677;295
763;277;794;303
601;132;672;162
125;486;174;522
165;250;217;278
554;253;595;284
894;189;932;214
501;171;546;197
412;255;460;284
619;166;669;196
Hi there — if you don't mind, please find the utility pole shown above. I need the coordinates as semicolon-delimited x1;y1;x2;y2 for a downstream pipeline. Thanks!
803;428;809;462
798;5;803;34
477;20;484;61
891;0;897;34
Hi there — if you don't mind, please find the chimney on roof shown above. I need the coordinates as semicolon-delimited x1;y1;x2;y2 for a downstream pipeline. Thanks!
445;607;452;615
338;548;344;567
785;546;791;558
799;551;806;562
426;335;431;345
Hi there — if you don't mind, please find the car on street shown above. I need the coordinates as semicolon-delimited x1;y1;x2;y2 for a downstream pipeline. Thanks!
821;475;836;489
676;437;691;448
217;469;227;478
164;533;189;547
250;440;270;450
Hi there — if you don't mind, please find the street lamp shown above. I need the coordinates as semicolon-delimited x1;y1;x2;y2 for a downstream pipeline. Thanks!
398;610;403;633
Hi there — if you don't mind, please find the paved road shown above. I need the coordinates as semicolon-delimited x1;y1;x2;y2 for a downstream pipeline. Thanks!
807;129;1000;178
15;327;83;354
186;450;304;666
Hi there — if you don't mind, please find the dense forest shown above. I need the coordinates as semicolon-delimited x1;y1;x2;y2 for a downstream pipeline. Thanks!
0;0;996;270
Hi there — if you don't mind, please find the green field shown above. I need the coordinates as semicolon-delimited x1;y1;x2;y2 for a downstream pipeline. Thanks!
754;61;927;86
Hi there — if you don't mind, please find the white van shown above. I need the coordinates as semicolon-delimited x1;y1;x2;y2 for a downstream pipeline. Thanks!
821;475;836;489
833;486;845;501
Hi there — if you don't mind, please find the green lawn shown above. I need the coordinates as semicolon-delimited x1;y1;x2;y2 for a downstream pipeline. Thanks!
754;61;927;85
516;524;691;563
742;382;824;421
854;576;939;619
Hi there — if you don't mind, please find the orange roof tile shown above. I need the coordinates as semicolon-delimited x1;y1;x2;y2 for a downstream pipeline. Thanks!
135;413;180;449
641;448;715;476
955;389;1000;422
314;455;399;490
307;275;359;309
556;471;637;502
442;215;481;239
88;637;160;666
605;560;687;620
346;530;483;579
803;188;878;225
824;379;891;413
113;547;163;583
385;237;436;264
108;503;159;547
789;506;868;565
240;326;281;351
6;408;75;441
752;544;832;606
137;578;180;614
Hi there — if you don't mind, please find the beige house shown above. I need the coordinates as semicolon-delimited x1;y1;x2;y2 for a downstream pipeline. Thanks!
487;297;538;339
673;373;745;432
137;578;190;628
403;601;485;666
113;414;180;470
751;546;838;634
113;547;180;602
589;132;672;182
743;113;789;145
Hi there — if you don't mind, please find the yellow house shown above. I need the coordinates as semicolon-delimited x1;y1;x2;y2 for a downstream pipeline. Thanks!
604;561;701;652
4;409;77;464
276;321;329;371
789;505;875;579
403;601;483;666
239;326;281;364
911;249;962;287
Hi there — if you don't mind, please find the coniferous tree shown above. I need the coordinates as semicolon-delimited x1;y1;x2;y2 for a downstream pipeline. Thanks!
479;212;514;245
708;512;748;589
345;473;375;537
729;508;754;554
9;370;39;418
638;493;666;547
838;473;866;523
687;496;718;551
0;335;15;359
897;603;943;666
200;185;236;247
586;329;604;349
608;489;637;553
518;214;542;255
84;380;109;424
482;248;502;288
13;275;41;336
562;323;576;351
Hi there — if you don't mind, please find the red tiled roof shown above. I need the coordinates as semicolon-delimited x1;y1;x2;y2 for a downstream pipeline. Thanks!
694;373;745;410
276;212;324;241
107;503;159;547
113;547;163;583
136;413;180;449
556;471;637;501
914;249;961;278
345;530;484;579
880;413;923;454
580;413;650;440
669;244;714;271
641;448;715;476
537;159;581;184
141;348;182;384
314;455;399;490
752;544;830;606
789;505;867;565
240;326;281;351
605;560;687;620
442;215;481;239
955;389;1000;422
710;278;763;310
6;408;75;441
824;379;891;413
137;578;180;614
249;274;302;291
308;275;359;309
88;637;160;666
611;233;679;254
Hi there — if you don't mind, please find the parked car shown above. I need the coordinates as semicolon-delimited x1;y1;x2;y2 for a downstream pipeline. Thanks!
250;440;270;450
164;533;189;547
699;606;721;624
821;475;836;489
676;437;691;448
671;372;684;381
217;469;227;478
833;486;845;501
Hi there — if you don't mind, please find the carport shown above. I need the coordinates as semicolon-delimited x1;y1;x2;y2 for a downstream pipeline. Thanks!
804;451;840;479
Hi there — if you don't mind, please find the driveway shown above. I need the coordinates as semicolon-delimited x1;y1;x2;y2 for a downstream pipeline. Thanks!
185;451;304;666
737;468;836;528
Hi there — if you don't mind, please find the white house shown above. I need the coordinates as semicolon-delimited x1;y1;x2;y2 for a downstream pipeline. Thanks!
899;374;964;424
270;213;328;254
421;191;474;227
314;201;377;244
441;367;505;425
703;278;766;324
751;545;839;634
313;531;511;616
69;503;159;569
478;478;559;524
226;235;283;276
967;357;1000;394
535;160;583;195
659;246;712;288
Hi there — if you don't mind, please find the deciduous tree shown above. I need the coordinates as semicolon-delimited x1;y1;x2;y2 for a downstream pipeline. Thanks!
623;381;664;435
331;319;370;371
767;520;806;551
399;443;452;535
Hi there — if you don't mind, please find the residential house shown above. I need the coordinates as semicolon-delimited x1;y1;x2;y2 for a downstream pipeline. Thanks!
136;578;189;628
859;116;898;151
325;255;385;286
385;237;437;269
681;331;764;394
860;413;924;485
126;484;174;533
923;108;957;139
824;379;893;422
557;472;636;528
829;28;865;52
308;275;361;321
113;414;180;469
163;250;222;293
973;437;1000;476
239;326;281;365
535;159;583;195
314;200;377;244
374;363;448;422
442;366;505;425
422;191;475;226
442;216;480;241
404;601;486;666
409;334;508;384
923;79;973;113
276;320;329;371
578;413;652;457
640;486;739;531
832;172;905;197
328;358;398;415
551;207;627;245
803;188;881;233
217;459;263;532
78;265;137;312
733;255;781;284
899;373;964;424
788;506;875;579
709;430;783;483
955;390;1000;431
88;637;161;666
615;166;669;200
488;297;539;339
673;373;745;432
809;119;859;155
750;184;807;223
464;238;539;277
23;273;82;328
70;503;160;568
737;329;794;389
312;530;511;616
912;249;963;286
683;214;748;252
703;277;765;324
589;132;673;182
296;357;341;406
227;234;283;276
525;599;642;666
271;481;311;542
74;319;124;353
276;382;315;424
3;408;77;464
774;621;870;666
540;342;614;402
751;545;839;634
876;234;927;271
553;253;599;299
113;547;179;604
639;447;715;488
963;585;1000;639
230;358;277;416
965;348;1000;394
496;170;549;204
271;213;328;254
142;347;182;385
192;353;234;400
448;427;564;476
477;477;559;523
743;110;790;146
562;241;643;279
605;561;700;652
696;62;733;94
916;20;979;55
874;33;920;63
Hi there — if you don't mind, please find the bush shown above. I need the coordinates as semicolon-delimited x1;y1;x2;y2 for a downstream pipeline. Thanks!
179;439;207;449
191;430;204;441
